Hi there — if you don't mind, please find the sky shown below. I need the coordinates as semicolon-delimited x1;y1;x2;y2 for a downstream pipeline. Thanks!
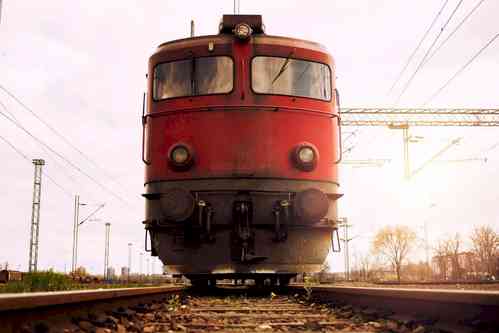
0;0;498;274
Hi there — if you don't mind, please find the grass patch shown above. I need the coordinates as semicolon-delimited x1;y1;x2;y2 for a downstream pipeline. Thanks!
0;271;74;293
0;271;162;293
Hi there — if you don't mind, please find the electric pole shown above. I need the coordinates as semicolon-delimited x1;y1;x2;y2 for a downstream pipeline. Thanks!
139;252;143;278
104;222;110;279
128;242;132;280
28;159;45;272
339;218;354;281
71;195;82;273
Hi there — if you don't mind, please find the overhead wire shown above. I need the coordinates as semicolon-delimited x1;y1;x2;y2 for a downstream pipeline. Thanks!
423;0;487;66
0;99;18;122
0;106;132;206
423;33;499;105
387;0;450;95
0;84;133;194
395;0;465;105
0;134;73;198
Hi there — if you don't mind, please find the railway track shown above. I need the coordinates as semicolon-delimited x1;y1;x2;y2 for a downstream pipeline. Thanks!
0;284;498;332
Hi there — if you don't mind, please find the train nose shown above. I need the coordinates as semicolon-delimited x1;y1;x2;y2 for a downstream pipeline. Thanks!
295;188;329;222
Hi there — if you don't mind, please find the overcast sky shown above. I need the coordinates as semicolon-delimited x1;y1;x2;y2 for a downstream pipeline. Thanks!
0;0;498;274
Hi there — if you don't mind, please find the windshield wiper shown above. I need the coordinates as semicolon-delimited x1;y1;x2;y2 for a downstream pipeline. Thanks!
271;51;294;85
189;52;197;95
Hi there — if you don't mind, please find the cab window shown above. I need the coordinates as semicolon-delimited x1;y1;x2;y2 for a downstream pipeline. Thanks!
252;56;331;101
153;56;233;100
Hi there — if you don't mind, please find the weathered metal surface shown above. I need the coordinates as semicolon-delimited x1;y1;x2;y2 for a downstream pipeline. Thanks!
143;16;341;277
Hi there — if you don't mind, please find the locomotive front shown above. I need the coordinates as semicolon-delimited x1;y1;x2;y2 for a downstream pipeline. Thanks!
142;15;342;284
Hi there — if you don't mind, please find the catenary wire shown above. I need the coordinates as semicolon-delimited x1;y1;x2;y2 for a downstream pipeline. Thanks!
423;0;487;66
395;0;465;104
423;33;499;105
0;83;132;194
0;99;18;122
387;0;450;95
0;134;73;197
0;107;132;206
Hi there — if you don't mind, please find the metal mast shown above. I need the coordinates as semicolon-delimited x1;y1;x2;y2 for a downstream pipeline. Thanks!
29;159;45;272
104;222;110;279
71;195;80;273
127;242;132;279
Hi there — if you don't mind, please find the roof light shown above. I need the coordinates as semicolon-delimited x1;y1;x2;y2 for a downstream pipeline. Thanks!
234;23;252;40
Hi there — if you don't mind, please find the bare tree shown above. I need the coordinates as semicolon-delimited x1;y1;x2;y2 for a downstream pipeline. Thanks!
372;225;416;282
433;234;464;280
447;234;462;280
433;240;450;280
471;226;499;277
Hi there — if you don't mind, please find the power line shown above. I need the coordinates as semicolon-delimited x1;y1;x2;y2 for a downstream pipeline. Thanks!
395;0;464;104
0;107;131;205
423;33;499;105
387;0;450;95
0;134;72;197
0;84;132;194
424;0;487;66
0;99;18;122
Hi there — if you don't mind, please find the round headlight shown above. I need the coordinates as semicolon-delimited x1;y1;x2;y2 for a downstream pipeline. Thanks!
168;143;194;170
172;146;189;164
292;143;319;171
233;23;252;40
298;147;315;163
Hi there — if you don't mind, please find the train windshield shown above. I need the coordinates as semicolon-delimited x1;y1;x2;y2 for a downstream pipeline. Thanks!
153;56;233;100
252;56;331;101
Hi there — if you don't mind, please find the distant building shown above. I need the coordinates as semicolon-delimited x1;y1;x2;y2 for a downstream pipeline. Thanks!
121;267;130;277
432;251;489;280
0;270;23;283
106;267;116;279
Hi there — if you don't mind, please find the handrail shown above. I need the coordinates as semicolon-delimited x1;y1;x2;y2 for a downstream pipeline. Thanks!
141;93;151;165
335;88;342;164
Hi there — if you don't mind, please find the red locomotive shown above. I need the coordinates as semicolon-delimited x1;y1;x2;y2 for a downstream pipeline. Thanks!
142;15;342;286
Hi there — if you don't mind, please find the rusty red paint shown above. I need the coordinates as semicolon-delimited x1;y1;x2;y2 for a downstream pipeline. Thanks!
144;34;338;186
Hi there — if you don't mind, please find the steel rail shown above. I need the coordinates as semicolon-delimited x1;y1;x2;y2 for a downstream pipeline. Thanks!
0;286;184;333
0;285;183;312
288;284;499;332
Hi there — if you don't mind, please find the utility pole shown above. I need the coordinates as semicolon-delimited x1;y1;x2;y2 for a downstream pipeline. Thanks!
339;218;354;281
0;0;3;25
72;199;104;273
72;195;81;273
29;159;45;272
127;242;132;280
424;220;430;279
139;252;143;277
104;222;110;279
190;20;195;37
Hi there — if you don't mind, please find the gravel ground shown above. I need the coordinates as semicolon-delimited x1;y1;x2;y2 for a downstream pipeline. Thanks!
16;290;450;333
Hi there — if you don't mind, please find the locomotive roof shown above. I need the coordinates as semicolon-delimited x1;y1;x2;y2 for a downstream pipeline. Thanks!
155;34;329;54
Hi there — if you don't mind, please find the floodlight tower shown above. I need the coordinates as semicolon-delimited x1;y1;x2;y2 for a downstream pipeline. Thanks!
29;159;45;272
104;223;111;279
128;242;132;279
